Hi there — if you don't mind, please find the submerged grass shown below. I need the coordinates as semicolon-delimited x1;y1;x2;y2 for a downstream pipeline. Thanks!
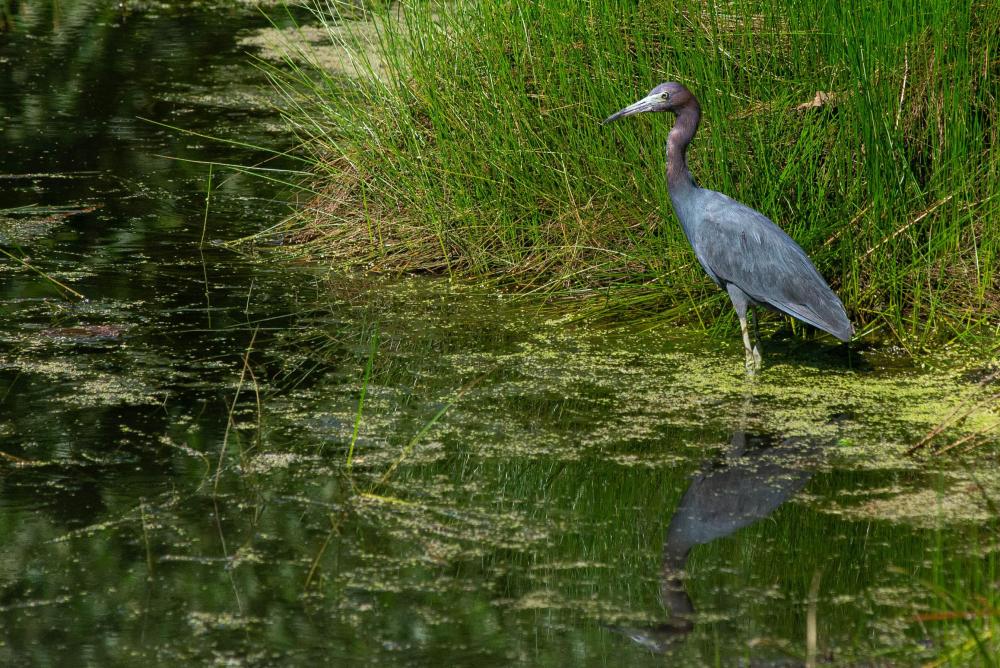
344;327;378;469
253;277;1000;663
255;0;1000;348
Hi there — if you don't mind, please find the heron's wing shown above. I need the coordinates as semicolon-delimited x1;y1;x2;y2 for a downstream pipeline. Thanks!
695;191;853;340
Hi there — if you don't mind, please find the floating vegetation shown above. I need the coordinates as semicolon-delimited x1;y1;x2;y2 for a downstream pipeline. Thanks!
0;204;97;245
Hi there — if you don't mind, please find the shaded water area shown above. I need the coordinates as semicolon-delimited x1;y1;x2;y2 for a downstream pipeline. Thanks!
2;3;1000;666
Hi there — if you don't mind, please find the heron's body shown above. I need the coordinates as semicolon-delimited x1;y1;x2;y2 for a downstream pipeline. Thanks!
673;181;854;341
604;82;853;371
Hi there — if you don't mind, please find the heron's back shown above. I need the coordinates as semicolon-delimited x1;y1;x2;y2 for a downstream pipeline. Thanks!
671;187;853;341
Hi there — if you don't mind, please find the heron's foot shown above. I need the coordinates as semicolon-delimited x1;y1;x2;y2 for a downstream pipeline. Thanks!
744;348;763;375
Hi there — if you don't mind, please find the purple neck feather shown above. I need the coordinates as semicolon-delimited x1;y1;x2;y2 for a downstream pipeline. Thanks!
667;100;700;190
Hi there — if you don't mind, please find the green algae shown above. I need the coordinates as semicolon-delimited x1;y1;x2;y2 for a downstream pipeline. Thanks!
238;5;411;82
249;278;1000;663
819;467;1000;529
334;306;997;473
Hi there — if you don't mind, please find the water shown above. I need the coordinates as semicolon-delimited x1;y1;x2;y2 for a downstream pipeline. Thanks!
1;3;998;666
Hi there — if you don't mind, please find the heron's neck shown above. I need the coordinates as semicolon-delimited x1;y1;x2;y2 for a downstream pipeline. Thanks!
661;542;694;617
666;102;700;192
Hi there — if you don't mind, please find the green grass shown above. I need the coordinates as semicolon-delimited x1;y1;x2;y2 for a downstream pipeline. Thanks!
263;0;1000;349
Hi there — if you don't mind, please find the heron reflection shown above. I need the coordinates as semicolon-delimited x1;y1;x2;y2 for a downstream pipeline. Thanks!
615;428;831;653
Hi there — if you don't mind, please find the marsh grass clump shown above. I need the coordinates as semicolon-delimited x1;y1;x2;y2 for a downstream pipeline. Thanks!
262;0;1000;347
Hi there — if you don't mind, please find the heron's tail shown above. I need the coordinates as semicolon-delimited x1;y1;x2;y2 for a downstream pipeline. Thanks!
780;294;854;341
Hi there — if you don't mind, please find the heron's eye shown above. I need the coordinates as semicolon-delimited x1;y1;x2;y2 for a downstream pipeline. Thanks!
661;93;669;100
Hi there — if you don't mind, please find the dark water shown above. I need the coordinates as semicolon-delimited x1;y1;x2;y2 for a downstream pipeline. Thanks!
1;3;998;666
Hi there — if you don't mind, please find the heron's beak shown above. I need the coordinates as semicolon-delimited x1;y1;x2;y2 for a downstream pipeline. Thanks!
602;92;662;125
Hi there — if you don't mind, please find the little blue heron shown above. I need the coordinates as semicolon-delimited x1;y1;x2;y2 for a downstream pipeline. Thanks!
604;82;853;372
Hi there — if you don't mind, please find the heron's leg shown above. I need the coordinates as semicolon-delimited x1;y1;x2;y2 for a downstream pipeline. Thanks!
726;284;760;374
749;307;763;368
737;312;758;374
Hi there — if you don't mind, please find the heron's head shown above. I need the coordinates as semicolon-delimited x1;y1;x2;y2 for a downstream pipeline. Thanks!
602;82;695;124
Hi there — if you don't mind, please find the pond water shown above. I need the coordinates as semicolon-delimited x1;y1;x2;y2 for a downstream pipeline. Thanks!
1;3;998;666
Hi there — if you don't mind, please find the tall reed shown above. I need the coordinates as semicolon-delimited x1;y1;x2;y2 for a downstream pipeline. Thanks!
268;0;1000;346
